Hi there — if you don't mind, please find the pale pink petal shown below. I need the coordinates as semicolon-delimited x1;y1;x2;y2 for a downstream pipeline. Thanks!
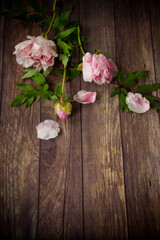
126;92;150;113
73;90;96;104
82;52;118;85
13;35;58;70
36;120;60;140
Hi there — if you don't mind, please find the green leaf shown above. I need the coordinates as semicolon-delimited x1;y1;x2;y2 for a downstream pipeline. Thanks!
119;94;125;112
59;54;69;67
53;10;71;31
54;83;62;97
77;63;83;71
23;90;39;97
63;94;66;101
127;70;148;81
57;27;77;39
26;96;35;108
16;84;35;91
56;70;64;76
11;94;27;107
121;88;128;95
27;0;41;12
21;68;39;79
124;103;132;113
37;96;48;102
136;83;160;93
67;93;74;100
66;64;81;82
144;95;160;102
50;95;59;101
124;79;137;87
14;0;26;13
44;84;49;91
68;21;78;28
43;66;53;77
57;39;73;56
32;73;46;84
118;71;125;82
95;49;101;55
109;87;120;98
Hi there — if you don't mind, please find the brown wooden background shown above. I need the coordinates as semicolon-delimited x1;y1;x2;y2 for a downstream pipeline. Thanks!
0;0;160;239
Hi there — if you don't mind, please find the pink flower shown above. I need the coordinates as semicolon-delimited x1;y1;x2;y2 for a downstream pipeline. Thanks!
55;102;72;120
13;35;58;71
83;52;118;84
36;120;60;140
73;90;96;104
126;92;150;113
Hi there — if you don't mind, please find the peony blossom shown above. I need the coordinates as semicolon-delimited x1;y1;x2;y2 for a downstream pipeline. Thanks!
36;120;60;140
13;35;58;71
82;52;118;84
55;102;72;120
73;90;96;104
126;92;150;113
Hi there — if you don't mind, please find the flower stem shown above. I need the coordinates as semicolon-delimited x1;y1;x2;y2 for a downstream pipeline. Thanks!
110;82;136;93
44;0;57;39
62;66;66;95
77;25;85;56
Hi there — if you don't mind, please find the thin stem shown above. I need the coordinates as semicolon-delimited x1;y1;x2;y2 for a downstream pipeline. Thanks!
62;66;66;95
77;25;85;56
110;82;136;93
44;0;57;39
53;76;63;81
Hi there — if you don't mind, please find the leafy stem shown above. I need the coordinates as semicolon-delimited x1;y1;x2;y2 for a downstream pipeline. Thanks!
110;79;136;93
62;66;67;96
44;0;57;39
77;25;85;56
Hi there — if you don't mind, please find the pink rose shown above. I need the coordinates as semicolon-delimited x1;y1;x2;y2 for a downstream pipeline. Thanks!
13;35;58;71
55;102;72;120
126;92;150;113
36;120;60;140
73;90;96;104
83;52;118;84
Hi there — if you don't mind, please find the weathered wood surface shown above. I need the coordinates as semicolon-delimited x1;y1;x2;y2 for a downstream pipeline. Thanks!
0;0;160;239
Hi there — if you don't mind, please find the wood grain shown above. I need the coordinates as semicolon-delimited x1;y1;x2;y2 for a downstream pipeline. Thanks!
38;1;83;239
0;18;40;240
80;0;128;239
0;16;4;112
115;0;160;239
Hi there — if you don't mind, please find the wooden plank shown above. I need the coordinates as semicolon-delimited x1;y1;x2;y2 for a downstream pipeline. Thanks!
0;19;40;240
0;16;4;111
38;0;83;239
80;0;128;239
115;0;160;239
150;0;160;96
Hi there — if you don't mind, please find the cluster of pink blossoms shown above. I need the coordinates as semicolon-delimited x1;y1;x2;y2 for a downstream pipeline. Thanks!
14;36;150;140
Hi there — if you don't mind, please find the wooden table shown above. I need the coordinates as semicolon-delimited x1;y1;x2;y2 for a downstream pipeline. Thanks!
0;0;160;239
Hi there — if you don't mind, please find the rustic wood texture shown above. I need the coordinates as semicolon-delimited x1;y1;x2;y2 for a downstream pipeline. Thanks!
0;0;160;239
115;0;160;239
0;12;40;240
38;1;83;239
80;0;128;239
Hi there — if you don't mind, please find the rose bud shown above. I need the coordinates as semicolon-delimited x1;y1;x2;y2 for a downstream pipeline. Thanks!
13;35;58;71
73;90;96;104
36;120;60;140
126;92;150;113
55;102;72;120
83;52;118;84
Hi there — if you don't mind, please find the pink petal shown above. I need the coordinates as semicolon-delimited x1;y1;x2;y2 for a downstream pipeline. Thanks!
36;120;60;140
73;90;96;104
56;104;69;119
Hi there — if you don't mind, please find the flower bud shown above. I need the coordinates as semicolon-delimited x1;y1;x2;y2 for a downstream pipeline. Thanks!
55;102;72;120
